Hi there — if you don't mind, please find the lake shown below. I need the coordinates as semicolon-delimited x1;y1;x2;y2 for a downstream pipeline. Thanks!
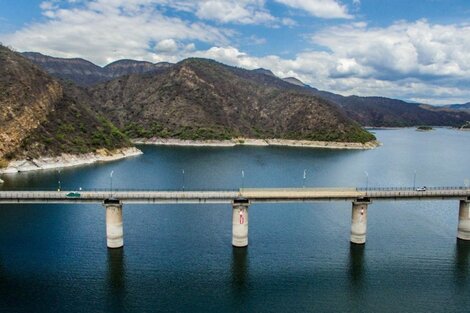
0;128;469;312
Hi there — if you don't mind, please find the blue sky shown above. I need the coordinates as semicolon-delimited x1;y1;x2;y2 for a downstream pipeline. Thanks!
1;0;470;105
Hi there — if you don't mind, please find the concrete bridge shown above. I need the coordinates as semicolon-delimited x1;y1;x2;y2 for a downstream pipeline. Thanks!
0;187;469;248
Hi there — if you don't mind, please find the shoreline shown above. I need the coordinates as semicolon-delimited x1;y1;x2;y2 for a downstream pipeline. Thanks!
0;147;142;174
132;138;380;150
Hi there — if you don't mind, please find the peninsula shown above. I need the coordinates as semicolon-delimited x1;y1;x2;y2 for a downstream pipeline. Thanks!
0;45;381;174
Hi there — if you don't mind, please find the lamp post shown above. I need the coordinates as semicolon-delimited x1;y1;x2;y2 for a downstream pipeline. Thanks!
364;171;369;195
110;170;114;197
413;170;417;189
182;169;185;191
241;170;245;189
303;169;307;188
57;169;61;192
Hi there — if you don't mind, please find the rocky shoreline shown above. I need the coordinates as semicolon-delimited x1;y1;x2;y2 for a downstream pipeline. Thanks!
0;147;142;174
0;137;379;176
132;138;380;150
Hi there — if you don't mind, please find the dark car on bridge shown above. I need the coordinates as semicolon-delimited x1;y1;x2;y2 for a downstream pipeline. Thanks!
66;192;81;198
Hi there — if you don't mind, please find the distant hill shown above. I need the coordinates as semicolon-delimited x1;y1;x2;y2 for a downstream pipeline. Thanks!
283;77;306;87
0;46;130;163
444;102;470;112
24;51;470;128
83;58;375;143
22;52;172;86
309;89;470;127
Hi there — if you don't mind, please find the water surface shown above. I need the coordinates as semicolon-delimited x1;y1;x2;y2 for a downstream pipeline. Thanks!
0;128;469;312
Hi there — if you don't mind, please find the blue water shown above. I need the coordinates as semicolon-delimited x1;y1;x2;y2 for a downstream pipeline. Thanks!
0;128;469;312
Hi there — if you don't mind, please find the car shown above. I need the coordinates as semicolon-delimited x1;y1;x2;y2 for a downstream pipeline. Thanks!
415;186;427;192
66;192;81;198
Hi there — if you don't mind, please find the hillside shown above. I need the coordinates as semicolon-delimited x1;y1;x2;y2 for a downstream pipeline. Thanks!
0;45;130;164
83;58;374;143
310;90;470;127
23;52;172;86
24;51;470;128
444;102;470;113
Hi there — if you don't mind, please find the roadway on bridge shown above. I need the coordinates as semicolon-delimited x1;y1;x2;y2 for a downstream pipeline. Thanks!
0;187;468;204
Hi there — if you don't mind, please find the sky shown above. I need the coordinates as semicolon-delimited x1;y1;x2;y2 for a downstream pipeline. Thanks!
1;0;470;105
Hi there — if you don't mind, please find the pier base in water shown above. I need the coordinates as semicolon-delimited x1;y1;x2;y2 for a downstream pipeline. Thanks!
350;200;370;244
232;200;249;247
105;200;124;248
458;200;470;241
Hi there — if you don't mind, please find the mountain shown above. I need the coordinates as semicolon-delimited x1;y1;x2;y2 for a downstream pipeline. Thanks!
283;77;306;87
252;68;276;77
103;59;172;77
22;52;172;86
309;89;470;127
83;58;375;143
444;103;470;112
25;51;469;128
0;45;130;163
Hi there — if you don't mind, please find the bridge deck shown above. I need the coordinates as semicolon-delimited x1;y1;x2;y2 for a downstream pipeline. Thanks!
0;187;468;204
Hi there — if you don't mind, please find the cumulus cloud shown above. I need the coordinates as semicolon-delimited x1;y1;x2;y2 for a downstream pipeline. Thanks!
312;20;470;80
274;0;353;19
2;1;470;104
0;0;230;65
191;41;470;105
193;0;275;24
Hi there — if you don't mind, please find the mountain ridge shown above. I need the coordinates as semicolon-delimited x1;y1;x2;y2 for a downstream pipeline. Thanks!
22;51;470;128
22;51;173;86
82;57;375;143
1;45;131;164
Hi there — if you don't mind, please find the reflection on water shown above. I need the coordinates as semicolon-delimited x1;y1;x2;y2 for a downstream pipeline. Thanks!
455;239;470;288
231;247;249;305
348;243;366;311
107;249;126;312
348;243;365;287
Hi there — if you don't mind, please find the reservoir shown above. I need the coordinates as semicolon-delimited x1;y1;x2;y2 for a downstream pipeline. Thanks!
0;128;470;312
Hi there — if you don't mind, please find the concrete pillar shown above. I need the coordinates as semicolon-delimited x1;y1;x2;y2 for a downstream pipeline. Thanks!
350;200;370;245
232;200;249;247
105;201;123;248
457;200;470;241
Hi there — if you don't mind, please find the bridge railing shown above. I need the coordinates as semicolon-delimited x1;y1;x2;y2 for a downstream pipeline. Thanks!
0;187;239;192
356;186;469;192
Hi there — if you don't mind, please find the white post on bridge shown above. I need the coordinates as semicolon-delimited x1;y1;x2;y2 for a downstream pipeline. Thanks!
232;198;249;247
457;199;470;240
104;199;124;248
350;199;371;245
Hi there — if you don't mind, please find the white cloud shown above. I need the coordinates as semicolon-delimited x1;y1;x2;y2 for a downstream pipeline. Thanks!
274;0;353;19
3;1;470;104
312;20;470;80
190;42;470;105
155;39;178;52
194;0;275;24
1;0;230;65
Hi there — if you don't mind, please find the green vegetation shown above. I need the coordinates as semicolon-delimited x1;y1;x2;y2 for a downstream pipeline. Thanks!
124;122;235;141
416;125;433;131
13;96;131;159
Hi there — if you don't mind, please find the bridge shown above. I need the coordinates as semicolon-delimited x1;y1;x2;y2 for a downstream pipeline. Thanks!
0;186;469;248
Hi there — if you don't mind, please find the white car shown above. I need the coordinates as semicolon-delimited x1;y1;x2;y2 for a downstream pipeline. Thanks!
416;186;427;191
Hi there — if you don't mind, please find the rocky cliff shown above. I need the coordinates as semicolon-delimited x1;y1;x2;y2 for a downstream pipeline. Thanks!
0;46;131;165
23;52;173;86
85;58;375;143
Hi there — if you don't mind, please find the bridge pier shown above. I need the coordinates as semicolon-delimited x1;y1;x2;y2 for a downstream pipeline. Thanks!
104;199;124;248
458;199;470;241
232;199;249;247
350;199;370;245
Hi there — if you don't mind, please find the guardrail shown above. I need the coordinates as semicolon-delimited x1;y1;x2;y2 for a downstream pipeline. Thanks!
356;186;470;191
1;186;468;192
